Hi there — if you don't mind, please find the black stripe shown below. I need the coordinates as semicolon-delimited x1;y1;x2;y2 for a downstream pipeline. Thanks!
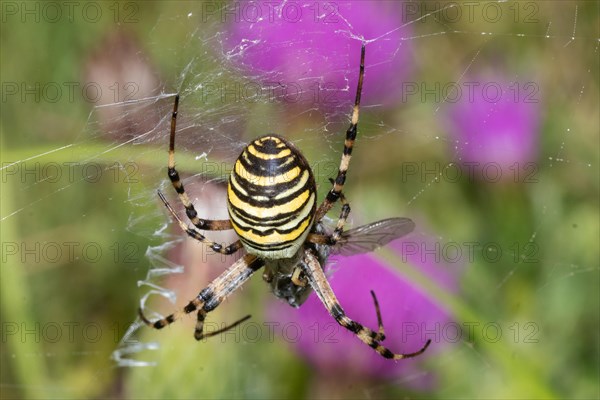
229;173;313;208
331;304;345;321
330;307;364;334
248;257;264;271
343;144;353;155
346;124;357;140
186;228;205;241
381;348;394;359
240;237;296;251
235;157;306;188
326;190;340;202
229;201;302;224
167;168;186;194
242;150;297;173
198;287;214;303
230;195;316;228
349;322;362;334
242;242;293;252
204;264;262;312
231;207;312;229
224;242;242;254
167;167;179;182
229;185;316;223
234;177;312;203
203;296;221;312
253;138;284;154
234;211;314;237
186;207;197;219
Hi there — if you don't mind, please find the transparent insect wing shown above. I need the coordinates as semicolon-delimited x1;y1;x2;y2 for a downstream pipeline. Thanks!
332;217;415;257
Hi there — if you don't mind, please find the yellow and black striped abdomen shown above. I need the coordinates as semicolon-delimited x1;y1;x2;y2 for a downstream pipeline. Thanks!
227;135;316;259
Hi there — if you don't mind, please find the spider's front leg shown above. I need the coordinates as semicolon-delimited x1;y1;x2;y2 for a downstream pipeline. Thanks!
166;94;232;232
307;189;351;248
314;44;365;222
302;249;431;359
139;254;263;340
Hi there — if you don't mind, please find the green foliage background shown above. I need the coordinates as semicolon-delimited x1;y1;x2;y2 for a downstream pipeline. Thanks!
1;1;598;399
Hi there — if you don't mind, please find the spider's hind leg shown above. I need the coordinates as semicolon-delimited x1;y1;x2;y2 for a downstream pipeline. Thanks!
302;249;431;359
158;190;243;255
139;254;263;339
194;310;251;340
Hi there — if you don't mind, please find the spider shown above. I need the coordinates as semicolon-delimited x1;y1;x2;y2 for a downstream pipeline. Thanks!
140;45;431;360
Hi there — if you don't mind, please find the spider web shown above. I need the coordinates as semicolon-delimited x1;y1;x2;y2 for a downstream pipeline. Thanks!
1;1;598;399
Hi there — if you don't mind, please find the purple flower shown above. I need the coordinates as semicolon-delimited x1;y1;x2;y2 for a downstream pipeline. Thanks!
269;232;460;383
446;75;541;181
225;1;413;109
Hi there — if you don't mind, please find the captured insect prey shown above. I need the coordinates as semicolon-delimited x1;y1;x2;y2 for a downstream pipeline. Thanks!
139;45;431;360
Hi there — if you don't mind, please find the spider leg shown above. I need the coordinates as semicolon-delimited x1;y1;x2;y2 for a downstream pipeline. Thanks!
158;190;242;255
291;266;307;287
194;311;251;340
298;189;349;286
139;254;263;340
331;185;351;244
369;290;386;341
315;44;365;222
166;94;233;231
306;187;350;247
302;248;431;359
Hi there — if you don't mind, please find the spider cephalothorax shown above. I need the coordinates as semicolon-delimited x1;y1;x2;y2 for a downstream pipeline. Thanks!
140;45;431;360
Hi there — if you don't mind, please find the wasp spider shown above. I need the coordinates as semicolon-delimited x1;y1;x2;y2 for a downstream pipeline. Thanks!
140;45;431;360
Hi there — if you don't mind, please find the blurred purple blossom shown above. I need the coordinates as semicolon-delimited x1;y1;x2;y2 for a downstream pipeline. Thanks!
447;75;541;180
269;232;460;384
225;1;413;109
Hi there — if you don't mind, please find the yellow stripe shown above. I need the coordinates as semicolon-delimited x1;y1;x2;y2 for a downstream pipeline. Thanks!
229;192;314;231
242;151;253;166
234;160;301;186
229;173;248;197
247;144;292;160
272;194;314;231
228;183;310;218
230;213;312;245
258;136;281;143
275;170;309;200
257;136;283;145
230;173;271;202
